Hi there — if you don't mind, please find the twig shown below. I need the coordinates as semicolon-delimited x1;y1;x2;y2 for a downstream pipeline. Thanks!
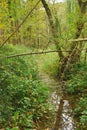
68;38;87;42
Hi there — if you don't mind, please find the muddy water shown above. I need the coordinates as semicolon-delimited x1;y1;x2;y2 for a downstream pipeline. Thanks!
60;100;75;130
39;72;76;130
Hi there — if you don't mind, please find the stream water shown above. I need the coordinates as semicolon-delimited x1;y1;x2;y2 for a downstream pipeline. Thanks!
39;72;76;130
61;100;75;130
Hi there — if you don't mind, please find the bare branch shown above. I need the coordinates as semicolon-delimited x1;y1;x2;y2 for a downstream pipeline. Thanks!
3;50;71;59
0;0;40;49
1;49;86;59
68;37;87;42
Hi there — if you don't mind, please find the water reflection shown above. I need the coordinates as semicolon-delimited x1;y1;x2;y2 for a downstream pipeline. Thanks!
61;100;75;130
51;92;75;130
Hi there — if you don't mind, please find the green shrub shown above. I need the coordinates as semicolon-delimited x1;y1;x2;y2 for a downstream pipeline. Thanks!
0;45;53;129
66;64;87;94
66;63;87;129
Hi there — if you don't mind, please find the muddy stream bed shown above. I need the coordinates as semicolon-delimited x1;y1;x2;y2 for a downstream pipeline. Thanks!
38;72;76;130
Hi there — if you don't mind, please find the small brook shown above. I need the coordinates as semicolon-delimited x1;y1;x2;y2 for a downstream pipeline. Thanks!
39;72;76;130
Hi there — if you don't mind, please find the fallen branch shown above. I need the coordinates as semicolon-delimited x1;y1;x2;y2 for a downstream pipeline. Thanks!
1;49;86;59
68;38;87;42
0;0;40;49
3;50;72;59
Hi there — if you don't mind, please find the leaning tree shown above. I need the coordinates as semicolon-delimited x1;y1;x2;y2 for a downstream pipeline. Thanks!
40;0;87;79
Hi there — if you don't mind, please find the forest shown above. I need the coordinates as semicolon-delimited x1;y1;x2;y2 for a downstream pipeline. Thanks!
0;0;87;130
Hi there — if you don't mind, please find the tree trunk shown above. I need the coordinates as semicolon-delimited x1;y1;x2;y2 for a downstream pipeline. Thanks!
58;0;87;79
40;0;64;60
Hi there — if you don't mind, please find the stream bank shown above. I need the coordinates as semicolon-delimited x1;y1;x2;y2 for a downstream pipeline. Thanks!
36;53;76;130
38;71;76;130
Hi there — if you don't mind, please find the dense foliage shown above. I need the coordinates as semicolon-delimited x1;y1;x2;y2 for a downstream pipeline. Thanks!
0;45;54;129
0;0;87;129
66;63;87;129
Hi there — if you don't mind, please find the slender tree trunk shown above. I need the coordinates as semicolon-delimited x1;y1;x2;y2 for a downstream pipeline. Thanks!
40;0;64;60
69;0;87;56
68;0;87;61
58;0;87;79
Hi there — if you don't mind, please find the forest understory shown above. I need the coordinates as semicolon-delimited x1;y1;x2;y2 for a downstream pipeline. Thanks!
0;0;87;130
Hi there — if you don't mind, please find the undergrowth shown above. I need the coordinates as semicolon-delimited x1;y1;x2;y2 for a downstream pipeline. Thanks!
37;48;87;129
0;44;54;130
66;63;87;130
38;51;59;78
